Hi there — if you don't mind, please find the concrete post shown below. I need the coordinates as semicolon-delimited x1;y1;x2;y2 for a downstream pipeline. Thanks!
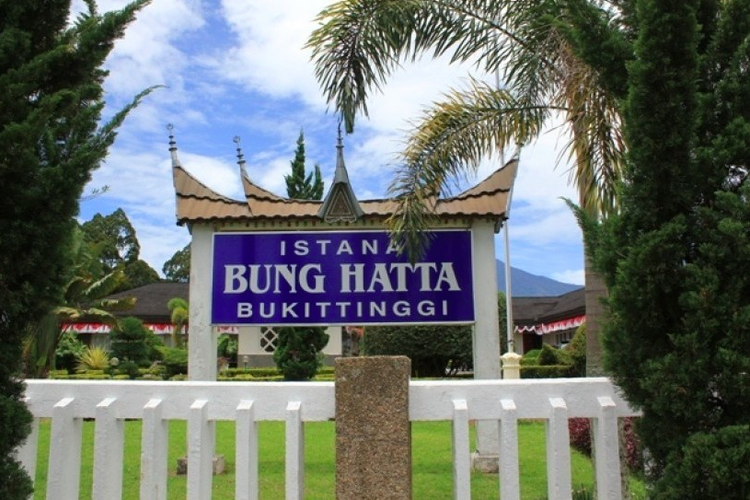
188;223;216;381
470;221;501;471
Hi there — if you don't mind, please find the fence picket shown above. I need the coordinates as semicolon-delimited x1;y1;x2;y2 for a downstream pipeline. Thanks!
236;400;259;500
93;397;123;500
499;399;520;500
47;397;82;500
285;401;304;500
594;396;622;500
188;399;214;500
141;398;168;500
452;399;471;499
547;397;572;500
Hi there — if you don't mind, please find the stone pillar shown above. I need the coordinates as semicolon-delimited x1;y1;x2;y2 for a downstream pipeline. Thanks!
336;356;411;500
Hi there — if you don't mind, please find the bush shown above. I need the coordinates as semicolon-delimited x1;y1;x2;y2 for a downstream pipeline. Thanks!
537;344;571;366
273;326;329;381
566;324;586;377
521;365;575;378
109;317;149;366
364;324;472;377
160;347;188;379
115;360;140;380
143;328;165;363
654;425;750;499
568;418;592;456
55;331;86;373
75;346;110;372
217;334;238;366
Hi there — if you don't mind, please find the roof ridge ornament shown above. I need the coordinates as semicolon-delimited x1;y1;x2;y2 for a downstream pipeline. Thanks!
317;127;364;223
167;123;181;167
233;135;249;179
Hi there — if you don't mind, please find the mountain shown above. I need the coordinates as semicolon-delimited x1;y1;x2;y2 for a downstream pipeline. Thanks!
495;260;582;297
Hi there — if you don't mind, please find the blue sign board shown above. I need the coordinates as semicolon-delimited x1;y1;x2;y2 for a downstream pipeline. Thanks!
211;230;474;325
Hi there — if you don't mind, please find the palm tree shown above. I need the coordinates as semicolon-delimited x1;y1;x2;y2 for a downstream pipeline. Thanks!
307;0;632;373
24;227;135;377
167;297;189;348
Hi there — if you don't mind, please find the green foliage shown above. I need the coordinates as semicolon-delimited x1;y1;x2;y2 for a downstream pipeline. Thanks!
364;324;472;377
567;324;587;377
217;334;237;365
521;365;576;379
654;425;750;499
584;0;750;490
167;297;189;348
109;317;149;366
24;226;136;377
143;328;165;363
81;208;160;291
273;326;329;381
285;130;324;200
76;346;110;372
162;243;190;283
114;360;140;380
537;344;571;366
81;208;140;273
159;346;188;379
55;331;86;373
122;259;160;289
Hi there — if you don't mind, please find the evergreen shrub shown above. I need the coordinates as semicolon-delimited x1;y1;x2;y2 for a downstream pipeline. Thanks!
109;317;149;366
160;347;188;379
273;326;329;381
55;331;86;373
364;324;472;377
654;425;750;499
521;365;575;378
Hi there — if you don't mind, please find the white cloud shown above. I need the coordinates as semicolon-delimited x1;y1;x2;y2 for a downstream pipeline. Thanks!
218;0;329;106
552;269;585;286
103;0;205;98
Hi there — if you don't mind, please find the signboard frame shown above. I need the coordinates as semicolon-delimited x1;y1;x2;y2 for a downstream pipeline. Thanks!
210;229;475;326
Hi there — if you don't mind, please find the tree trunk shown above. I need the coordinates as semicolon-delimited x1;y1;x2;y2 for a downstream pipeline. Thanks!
584;253;607;376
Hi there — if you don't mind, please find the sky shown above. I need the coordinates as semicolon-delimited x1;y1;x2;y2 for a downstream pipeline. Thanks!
77;0;585;286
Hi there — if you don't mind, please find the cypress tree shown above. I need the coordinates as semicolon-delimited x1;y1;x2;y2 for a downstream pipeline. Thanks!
274;131;328;379
0;2;151;496
284;130;324;200
588;0;750;490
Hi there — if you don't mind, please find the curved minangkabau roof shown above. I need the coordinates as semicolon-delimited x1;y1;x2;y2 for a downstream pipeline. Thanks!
172;142;517;226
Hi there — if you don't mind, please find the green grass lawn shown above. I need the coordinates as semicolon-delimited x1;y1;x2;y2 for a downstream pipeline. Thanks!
32;419;637;499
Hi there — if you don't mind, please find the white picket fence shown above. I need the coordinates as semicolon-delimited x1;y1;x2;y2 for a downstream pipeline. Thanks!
19;377;637;500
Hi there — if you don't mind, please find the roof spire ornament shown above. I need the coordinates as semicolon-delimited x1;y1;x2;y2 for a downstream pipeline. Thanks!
233;135;249;178
317;124;364;223
167;123;181;167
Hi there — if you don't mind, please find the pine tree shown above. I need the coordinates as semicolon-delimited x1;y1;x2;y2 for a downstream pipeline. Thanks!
274;131;328;379
273;327;330;381
0;2;151;496
284;130;324;200
588;0;750;490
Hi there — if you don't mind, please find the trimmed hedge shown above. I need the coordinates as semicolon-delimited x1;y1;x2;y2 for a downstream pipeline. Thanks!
520;364;576;378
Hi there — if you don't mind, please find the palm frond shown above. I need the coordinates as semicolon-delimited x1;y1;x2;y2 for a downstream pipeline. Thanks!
549;29;625;217
95;296;136;312
83;268;127;301
387;80;549;259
